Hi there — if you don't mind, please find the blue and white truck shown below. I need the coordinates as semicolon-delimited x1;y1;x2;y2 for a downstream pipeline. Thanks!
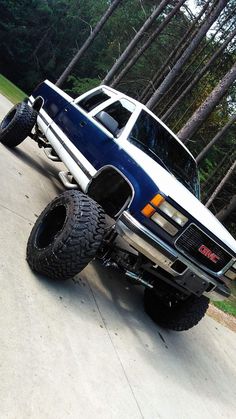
1;80;236;331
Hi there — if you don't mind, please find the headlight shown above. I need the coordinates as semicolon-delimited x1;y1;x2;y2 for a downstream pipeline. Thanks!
233;261;236;269
158;201;188;227
141;194;188;232
151;213;178;236
225;270;236;281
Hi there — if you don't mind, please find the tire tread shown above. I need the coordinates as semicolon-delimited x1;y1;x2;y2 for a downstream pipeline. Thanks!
27;191;105;280
0;102;37;147
144;289;209;331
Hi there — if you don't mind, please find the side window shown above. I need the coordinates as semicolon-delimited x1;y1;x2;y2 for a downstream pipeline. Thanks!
77;89;111;112
95;98;135;135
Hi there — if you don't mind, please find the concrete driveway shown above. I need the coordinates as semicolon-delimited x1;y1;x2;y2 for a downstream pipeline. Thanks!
0;94;236;419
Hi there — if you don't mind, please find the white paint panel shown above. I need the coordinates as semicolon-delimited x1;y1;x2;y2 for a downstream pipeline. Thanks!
120;140;236;253
28;95;34;104
38;108;52;126
45;127;90;190
37;117;48;135
48;122;96;176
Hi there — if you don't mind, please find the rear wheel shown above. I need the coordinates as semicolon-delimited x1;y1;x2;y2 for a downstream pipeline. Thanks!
0;101;37;148
27;190;105;280
144;287;209;331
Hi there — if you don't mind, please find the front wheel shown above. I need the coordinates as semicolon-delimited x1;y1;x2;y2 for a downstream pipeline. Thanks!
0;101;37;148
27;191;105;280
144;288;209;331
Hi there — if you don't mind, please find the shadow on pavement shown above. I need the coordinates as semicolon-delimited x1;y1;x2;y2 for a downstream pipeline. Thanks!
8;145;64;194
31;258;236;410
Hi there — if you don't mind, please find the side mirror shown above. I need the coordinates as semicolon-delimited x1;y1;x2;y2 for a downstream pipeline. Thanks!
95;111;119;136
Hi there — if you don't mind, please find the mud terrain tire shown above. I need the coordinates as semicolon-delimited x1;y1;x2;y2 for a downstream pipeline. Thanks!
27;190;105;280
144;288;209;331
0;101;37;148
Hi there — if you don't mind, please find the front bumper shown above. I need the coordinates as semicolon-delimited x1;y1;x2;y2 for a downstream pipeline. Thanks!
116;212;230;301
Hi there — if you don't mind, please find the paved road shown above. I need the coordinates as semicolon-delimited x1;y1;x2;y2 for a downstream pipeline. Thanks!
0;94;236;419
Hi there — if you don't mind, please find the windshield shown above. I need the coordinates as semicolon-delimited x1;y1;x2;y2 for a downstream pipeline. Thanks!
128;110;200;198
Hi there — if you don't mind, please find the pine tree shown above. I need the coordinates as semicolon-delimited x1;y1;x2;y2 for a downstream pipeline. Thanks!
196;114;236;163
177;62;236;142
102;0;170;85
146;0;228;110
111;0;186;87
56;0;123;87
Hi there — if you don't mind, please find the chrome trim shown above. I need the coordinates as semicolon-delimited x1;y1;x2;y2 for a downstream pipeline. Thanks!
116;214;179;276
58;171;78;189
175;222;234;276
44;147;61;162
116;212;230;296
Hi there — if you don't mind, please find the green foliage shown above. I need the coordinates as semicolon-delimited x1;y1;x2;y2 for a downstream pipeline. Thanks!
213;299;236;318
65;75;100;97
0;0;235;233
0;74;26;103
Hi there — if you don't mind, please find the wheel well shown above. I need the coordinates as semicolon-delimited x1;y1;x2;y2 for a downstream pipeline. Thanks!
32;96;44;112
87;168;133;218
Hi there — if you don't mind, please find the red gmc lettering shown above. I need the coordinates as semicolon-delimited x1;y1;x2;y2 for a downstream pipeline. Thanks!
198;245;220;263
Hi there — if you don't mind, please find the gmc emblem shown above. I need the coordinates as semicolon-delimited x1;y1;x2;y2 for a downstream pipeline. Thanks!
198;245;220;263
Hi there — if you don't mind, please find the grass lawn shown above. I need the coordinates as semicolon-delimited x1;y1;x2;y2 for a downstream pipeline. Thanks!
0;74;26;104
213;297;236;317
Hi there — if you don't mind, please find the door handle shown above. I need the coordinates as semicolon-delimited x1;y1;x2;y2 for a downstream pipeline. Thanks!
80;120;87;127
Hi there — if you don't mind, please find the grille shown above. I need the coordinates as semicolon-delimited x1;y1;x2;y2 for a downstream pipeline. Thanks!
176;224;231;272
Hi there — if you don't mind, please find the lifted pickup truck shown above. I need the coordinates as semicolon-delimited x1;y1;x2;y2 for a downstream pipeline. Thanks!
1;80;236;331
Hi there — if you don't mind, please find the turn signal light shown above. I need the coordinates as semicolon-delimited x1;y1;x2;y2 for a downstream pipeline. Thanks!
141;194;165;218
141;204;155;217
150;194;165;207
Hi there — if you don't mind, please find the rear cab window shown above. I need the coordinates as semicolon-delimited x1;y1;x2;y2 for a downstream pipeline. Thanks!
76;89;112;112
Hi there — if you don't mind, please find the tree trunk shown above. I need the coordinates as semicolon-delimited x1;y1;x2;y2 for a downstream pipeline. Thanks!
162;27;236;121
177;62;236;142
56;0;122;87
159;15;236;118
205;160;236;208
216;194;236;222
31;26;53;58
146;0;228;110
102;0;170;85
139;0;211;103
196;113;236;163
201;146;235;193
111;0;186;88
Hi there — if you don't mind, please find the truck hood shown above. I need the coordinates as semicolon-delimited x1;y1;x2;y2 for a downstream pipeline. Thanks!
123;141;236;255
